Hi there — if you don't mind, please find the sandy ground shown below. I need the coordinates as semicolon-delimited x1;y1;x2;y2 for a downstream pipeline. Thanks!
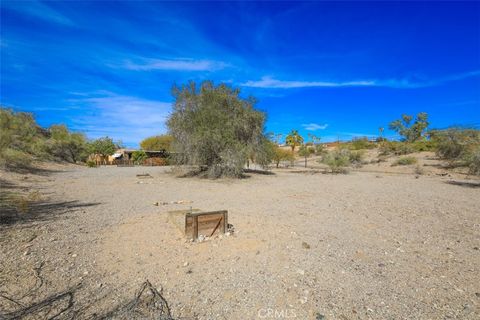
1;155;480;319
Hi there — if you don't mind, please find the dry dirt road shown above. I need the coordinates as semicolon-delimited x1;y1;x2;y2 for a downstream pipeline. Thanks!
1;164;479;319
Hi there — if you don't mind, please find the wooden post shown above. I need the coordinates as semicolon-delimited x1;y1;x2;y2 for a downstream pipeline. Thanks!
192;215;199;240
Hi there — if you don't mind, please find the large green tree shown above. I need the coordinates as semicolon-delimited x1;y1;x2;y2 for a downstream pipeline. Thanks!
167;81;268;178
140;135;173;151
389;112;429;142
87;136;117;158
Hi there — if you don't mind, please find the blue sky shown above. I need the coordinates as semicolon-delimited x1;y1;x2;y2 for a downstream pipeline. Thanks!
1;1;479;147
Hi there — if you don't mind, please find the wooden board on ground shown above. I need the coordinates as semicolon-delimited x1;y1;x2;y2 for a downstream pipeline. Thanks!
167;209;201;235
185;210;228;240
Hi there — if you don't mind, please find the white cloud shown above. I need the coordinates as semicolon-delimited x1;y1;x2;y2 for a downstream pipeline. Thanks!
3;0;74;26
68;92;172;147
121;58;228;72
302;123;329;131
241;76;375;89
241;70;480;89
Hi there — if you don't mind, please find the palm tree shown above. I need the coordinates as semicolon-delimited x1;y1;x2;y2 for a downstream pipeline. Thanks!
286;130;304;153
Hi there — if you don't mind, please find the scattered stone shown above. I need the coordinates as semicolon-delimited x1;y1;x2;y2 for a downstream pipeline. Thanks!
315;313;325;320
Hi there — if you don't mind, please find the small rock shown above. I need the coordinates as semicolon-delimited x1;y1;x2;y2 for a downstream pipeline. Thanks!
473;247;479;250
183;262;189;267
72;254;77;258
83;271;89;275
225;232;231;237
302;241;311;249
315;313;325;320
296;269;305;275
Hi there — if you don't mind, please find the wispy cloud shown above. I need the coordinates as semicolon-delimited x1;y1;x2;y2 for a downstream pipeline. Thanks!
241;76;375;89
302;123;329;131
241;70;480;89
120;58;228;72
2;0;74;26
68;92;171;146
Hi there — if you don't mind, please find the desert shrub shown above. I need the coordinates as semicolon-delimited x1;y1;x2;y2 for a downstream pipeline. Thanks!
379;141;415;156
314;144;326;155
349;150;365;165
0;108;48;169
465;146;480;175
431;128;480;160
271;146;294;168
298;145;315;167
140;135;174;151
350;137;375;150
392;156;417;166
144;157;169;166
389;112;429;142
167;81;268;178
411;140;436;152
45;125;88;163
0;148;33;170
86;160;97;168
320;149;350;173
414;165;425;175
132;150;147;165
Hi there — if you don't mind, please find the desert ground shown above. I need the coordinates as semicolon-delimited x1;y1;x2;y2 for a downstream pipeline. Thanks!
1;153;480;319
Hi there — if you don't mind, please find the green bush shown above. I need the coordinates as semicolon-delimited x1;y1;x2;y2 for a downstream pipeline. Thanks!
466;146;480;175
349;137;375;150
320;149;350;173
349;150;365;165
132;150;148;165
86;160;97;168
392;156;417;166
411;140;436;152
379;141;415;156
431;128;480;160
271;146;294;168
0;148;33;170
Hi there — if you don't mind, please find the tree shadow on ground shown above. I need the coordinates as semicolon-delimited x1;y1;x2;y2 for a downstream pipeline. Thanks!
243;168;275;176
0;178;100;226
444;180;480;188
